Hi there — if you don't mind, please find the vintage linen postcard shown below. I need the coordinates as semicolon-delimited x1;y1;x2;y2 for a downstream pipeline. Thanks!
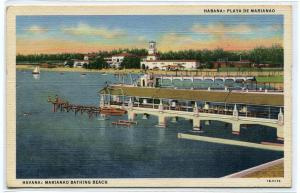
6;4;292;188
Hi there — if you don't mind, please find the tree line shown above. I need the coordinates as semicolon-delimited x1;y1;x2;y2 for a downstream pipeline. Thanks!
158;45;283;67
16;45;283;69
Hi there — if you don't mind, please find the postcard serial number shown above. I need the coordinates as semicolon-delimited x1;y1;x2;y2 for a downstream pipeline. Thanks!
267;179;281;183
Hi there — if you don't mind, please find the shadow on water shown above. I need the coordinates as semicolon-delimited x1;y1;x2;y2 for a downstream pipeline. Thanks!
194;121;280;144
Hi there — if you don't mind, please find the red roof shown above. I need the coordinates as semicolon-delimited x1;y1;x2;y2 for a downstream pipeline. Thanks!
162;64;185;68
212;60;251;65
144;60;198;62
112;53;135;57
73;59;89;62
234;60;251;63
86;53;97;57
147;53;160;56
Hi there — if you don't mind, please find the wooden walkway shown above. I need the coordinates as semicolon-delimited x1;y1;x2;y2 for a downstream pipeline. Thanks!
47;96;127;119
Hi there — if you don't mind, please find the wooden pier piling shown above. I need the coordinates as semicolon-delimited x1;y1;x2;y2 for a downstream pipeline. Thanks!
47;96;127;119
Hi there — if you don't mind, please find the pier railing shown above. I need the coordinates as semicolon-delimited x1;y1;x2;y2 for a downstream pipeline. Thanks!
109;101;278;120
48;96;280;121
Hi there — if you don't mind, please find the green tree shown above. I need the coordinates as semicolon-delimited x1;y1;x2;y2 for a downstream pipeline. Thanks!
249;45;283;67
86;57;108;69
64;60;74;68
16;45;284;68
120;57;141;69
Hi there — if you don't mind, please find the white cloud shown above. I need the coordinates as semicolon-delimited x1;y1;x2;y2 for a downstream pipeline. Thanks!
191;22;281;39
26;25;48;34
191;23;255;39
62;23;126;39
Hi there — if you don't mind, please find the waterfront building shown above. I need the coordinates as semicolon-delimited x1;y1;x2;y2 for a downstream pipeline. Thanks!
140;41;200;70
73;60;89;68
104;57;113;66
105;53;135;68
64;55;89;68
137;73;257;89
99;71;284;141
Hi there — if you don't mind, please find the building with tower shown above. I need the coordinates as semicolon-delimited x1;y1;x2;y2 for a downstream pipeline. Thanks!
140;41;200;70
148;41;157;55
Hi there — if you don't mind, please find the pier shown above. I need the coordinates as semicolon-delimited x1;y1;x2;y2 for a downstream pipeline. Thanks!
47;96;127;118
99;85;284;140
124;105;284;139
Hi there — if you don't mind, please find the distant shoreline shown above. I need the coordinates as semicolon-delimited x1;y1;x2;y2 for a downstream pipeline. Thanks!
16;65;283;83
16;65;143;74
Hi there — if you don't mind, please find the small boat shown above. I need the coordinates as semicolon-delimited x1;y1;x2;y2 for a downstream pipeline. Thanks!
23;112;32;116
118;120;137;124
32;66;40;74
101;111;126;116
112;121;131;127
101;73;108;76
100;107;127;116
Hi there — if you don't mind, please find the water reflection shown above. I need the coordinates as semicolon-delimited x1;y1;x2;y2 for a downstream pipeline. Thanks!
158;127;165;144
32;74;40;80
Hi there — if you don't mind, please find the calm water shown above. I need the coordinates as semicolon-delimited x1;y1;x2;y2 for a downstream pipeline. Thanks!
16;70;283;178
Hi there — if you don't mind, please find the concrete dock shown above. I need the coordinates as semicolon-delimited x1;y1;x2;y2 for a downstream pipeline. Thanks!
177;133;283;152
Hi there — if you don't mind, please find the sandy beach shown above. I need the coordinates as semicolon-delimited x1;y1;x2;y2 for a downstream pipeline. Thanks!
16;64;144;74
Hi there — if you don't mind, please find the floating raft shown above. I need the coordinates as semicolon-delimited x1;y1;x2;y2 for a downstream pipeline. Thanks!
112;120;138;127
112;121;131;127
118;120;137;124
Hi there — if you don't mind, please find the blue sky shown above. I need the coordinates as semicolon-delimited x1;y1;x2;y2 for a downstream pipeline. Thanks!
16;15;283;54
